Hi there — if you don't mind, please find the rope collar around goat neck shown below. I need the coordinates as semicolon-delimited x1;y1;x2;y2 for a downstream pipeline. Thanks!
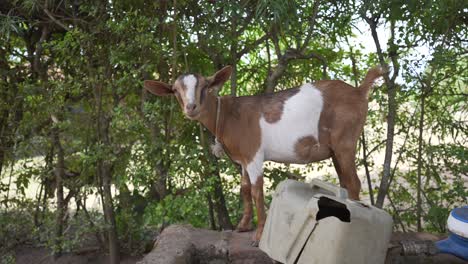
215;96;222;144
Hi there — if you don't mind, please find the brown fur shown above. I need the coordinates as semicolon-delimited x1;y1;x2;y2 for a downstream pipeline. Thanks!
261;88;300;123
294;136;320;161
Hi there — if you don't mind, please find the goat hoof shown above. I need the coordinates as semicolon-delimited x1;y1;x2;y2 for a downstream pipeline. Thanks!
236;227;253;232
236;225;253;233
250;240;259;247
236;220;253;232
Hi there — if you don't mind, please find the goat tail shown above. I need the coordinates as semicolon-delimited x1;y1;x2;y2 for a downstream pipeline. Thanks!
359;66;387;97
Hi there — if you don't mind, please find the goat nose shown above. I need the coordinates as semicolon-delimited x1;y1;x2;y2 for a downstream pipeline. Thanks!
186;103;196;112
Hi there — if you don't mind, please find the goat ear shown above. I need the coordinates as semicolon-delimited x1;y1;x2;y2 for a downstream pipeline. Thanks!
208;66;232;93
144;80;174;96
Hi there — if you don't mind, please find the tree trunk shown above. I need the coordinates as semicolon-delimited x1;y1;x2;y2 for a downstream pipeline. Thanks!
78;197;105;249
141;71;171;202
230;14;238;96
100;160;119;264
416;90;426;231
52;126;65;258
150;124;169;200
34;182;44;227
376;85;397;208
365;17;399;208
230;63;237;96
0;113;7;178
171;0;178;82
4;163;14;209
0;84;18;180
95;81;119;264
199;125;233;230
211;159;233;230
199;124;218;230
349;46;374;205
207;193;217;230
361;133;375;205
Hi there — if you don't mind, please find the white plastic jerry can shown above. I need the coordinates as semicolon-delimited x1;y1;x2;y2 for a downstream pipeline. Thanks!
259;179;393;264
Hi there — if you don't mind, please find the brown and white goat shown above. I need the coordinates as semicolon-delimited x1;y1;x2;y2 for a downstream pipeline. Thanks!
144;66;384;245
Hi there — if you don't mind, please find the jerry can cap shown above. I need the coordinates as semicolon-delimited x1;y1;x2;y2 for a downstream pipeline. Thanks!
451;206;468;223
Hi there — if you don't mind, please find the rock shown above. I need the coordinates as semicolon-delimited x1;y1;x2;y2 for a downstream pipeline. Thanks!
138;225;195;264
386;232;467;264
228;231;275;264
140;226;467;264
138;225;273;264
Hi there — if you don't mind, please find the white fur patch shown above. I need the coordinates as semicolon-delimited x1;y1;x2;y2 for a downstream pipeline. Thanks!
245;84;323;183
183;75;197;104
260;83;323;163
246;151;264;184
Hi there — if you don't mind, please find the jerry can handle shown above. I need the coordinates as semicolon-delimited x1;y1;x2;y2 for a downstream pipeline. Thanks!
310;179;348;199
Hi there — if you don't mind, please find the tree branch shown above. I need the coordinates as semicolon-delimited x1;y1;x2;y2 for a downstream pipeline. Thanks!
265;48;328;92
237;33;270;59
300;0;321;51
43;8;69;31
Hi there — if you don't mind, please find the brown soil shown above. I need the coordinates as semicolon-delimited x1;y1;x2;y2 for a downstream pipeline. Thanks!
14;245;142;264
12;228;467;264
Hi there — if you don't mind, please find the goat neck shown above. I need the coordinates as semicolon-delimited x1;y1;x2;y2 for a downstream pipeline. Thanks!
198;94;224;140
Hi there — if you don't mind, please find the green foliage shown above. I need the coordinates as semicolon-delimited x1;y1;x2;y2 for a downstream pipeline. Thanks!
0;201;37;263
116;205;156;255
145;191;210;228
0;0;466;258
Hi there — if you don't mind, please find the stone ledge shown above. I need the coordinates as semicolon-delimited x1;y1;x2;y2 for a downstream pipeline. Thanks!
139;225;466;264
138;225;273;264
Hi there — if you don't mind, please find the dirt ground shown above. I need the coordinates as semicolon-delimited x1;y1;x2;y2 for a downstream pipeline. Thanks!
12;227;468;264
14;246;142;264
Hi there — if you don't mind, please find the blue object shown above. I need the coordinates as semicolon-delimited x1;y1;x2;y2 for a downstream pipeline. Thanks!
436;206;468;261
452;207;468;223
436;234;468;261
